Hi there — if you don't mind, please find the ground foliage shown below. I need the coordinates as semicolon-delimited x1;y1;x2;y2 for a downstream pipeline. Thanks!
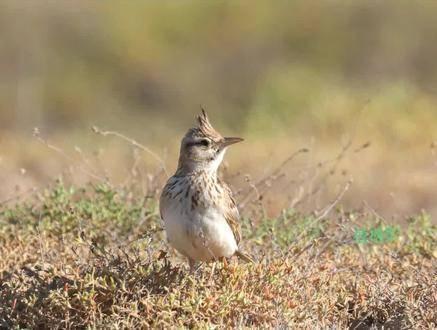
0;182;435;329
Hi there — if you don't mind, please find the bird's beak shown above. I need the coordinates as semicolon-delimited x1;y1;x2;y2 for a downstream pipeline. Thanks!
222;137;244;147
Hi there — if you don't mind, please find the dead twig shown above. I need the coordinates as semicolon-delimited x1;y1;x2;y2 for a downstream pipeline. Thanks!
313;179;353;222
92;126;168;178
292;179;353;244
238;148;309;208
33;128;107;182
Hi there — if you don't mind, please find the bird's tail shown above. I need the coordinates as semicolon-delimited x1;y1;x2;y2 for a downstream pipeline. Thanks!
235;250;254;263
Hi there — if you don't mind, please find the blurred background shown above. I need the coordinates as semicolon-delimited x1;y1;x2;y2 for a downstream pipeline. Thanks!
1;1;436;219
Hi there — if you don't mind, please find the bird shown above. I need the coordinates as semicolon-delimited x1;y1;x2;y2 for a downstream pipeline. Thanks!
159;109;253;270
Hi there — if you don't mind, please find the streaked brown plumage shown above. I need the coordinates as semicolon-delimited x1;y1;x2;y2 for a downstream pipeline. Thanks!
160;110;252;268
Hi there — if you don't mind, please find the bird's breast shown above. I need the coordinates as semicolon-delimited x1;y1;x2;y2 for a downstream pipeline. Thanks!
161;177;237;261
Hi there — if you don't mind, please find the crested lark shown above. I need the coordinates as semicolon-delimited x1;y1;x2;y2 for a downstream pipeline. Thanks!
160;110;252;268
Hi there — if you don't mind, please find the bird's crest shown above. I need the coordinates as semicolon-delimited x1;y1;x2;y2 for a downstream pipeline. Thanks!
194;108;222;140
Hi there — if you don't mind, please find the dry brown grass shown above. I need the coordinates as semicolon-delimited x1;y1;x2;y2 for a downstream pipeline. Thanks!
0;180;435;328
0;127;435;328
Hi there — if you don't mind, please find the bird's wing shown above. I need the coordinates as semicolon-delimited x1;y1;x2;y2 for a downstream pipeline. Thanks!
222;181;242;244
159;184;169;221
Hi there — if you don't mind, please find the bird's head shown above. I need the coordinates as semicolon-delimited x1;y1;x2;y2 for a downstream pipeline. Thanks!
177;109;243;175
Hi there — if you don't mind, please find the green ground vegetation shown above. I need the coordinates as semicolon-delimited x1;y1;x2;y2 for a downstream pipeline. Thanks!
0;182;435;328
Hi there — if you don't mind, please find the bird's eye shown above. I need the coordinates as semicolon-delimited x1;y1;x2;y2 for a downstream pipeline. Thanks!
199;139;210;147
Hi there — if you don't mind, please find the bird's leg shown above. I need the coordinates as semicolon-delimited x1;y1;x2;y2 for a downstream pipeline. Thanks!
188;258;196;271
221;256;229;270
188;258;200;274
208;262;217;283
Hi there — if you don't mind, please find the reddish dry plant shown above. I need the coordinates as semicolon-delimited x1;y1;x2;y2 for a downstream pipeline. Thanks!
0;182;435;328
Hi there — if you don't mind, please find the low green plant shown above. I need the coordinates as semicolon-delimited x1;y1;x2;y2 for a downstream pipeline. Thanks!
0;183;435;328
